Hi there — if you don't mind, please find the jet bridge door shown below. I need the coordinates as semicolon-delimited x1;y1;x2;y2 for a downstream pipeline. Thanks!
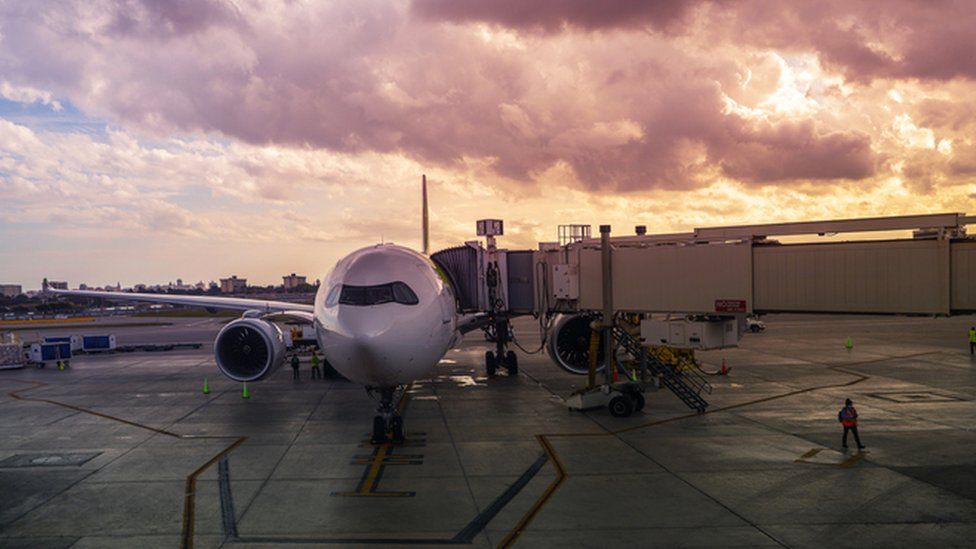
506;251;535;314
431;245;481;313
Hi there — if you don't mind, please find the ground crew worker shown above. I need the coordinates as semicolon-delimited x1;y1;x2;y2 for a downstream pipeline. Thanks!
969;326;976;355
310;351;322;380
290;353;301;381
838;398;865;450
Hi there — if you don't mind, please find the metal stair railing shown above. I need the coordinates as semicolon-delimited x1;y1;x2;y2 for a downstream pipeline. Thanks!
612;326;710;412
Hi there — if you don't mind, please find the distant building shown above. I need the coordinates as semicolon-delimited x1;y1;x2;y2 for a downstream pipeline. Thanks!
0;284;23;298
282;273;307;289
48;281;68;290
220;276;247;294
79;283;88;291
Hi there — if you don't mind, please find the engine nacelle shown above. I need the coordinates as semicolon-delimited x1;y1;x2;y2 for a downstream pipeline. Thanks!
546;314;605;375
214;318;286;382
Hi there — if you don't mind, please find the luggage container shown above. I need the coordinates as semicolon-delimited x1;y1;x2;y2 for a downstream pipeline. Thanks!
29;342;71;363
81;335;116;352
44;335;83;352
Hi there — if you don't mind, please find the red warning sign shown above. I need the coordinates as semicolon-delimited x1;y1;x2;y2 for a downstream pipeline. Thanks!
715;299;747;313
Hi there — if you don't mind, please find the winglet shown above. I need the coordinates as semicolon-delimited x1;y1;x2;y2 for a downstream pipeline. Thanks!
421;174;430;255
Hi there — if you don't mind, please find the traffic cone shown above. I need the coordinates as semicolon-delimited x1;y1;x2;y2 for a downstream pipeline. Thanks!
241;382;250;399
720;358;727;375
845;337;853;350
203;378;210;395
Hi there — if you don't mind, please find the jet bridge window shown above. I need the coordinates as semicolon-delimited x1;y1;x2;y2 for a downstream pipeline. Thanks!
338;282;419;306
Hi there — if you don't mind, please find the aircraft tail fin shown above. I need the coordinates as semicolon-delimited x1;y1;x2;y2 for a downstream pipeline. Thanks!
422;174;430;255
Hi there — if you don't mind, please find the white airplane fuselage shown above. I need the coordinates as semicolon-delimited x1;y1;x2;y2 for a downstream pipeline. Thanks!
313;244;458;387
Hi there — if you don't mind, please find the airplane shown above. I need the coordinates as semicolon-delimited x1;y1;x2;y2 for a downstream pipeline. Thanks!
46;175;487;444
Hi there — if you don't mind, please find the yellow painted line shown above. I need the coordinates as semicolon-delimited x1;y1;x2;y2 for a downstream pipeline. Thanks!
498;353;932;548
0;316;95;325
361;445;388;491
799;448;821;459
840;451;868;468
498;434;565;548
7;379;247;549
332;386;421;498
794;447;868;468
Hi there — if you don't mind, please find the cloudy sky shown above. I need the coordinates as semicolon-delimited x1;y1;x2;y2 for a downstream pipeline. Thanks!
1;0;973;289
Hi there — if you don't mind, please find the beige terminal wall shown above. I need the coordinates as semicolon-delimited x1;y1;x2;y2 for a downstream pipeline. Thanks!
952;241;976;311
753;240;950;314
578;243;753;313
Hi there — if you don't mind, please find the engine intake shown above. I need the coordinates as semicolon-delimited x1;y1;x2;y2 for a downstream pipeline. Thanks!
547;314;606;375
214;318;286;382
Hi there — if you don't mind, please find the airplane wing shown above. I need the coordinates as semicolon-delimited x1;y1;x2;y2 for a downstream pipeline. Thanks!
47;286;315;320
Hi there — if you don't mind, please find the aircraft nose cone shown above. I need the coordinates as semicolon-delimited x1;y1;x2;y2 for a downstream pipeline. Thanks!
334;307;394;338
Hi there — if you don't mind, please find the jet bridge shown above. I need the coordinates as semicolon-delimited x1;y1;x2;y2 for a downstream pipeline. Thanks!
533;212;976;318
433;213;976;413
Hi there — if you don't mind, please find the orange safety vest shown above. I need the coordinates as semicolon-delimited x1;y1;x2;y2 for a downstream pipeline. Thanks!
840;406;858;427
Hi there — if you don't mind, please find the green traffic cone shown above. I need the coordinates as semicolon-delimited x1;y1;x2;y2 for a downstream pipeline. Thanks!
845;337;853;350
242;382;250;399
203;378;210;395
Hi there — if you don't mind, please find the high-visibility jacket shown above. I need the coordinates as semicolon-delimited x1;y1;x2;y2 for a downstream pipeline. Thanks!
969;329;976;343
840;406;858;427
311;354;320;367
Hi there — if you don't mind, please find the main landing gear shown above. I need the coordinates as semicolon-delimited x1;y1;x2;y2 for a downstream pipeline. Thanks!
484;318;518;377
370;386;405;445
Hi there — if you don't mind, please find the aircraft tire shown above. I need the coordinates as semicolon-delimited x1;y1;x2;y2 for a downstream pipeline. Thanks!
505;351;518;375
391;416;404;444
486;351;497;377
371;415;387;444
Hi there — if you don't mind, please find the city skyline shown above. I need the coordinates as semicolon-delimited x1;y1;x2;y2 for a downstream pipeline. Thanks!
1;1;973;287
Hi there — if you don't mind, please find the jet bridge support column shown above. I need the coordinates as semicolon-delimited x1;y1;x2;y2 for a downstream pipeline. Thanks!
478;219;518;377
566;224;646;417
600;224;614;387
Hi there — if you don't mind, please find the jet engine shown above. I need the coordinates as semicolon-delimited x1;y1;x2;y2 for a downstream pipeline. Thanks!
214;318;286;382
546;314;605;375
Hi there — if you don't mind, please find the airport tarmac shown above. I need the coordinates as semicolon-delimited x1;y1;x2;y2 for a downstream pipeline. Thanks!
2;313;976;548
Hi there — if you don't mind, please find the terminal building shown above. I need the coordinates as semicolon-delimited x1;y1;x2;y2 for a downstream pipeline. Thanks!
0;284;22;298
219;276;247;294
282;273;307;289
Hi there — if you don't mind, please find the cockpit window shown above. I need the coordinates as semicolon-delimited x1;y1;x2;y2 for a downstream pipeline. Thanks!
325;284;341;306
391;282;419;305
339;281;418;306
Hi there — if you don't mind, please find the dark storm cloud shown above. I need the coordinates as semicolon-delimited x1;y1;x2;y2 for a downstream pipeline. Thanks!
416;0;976;83
4;0;940;192
411;0;701;32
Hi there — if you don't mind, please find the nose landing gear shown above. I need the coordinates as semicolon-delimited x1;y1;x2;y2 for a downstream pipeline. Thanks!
370;386;405;444
484;318;518;377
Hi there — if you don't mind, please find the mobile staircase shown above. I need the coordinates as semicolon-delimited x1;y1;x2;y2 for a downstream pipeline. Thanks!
612;326;711;413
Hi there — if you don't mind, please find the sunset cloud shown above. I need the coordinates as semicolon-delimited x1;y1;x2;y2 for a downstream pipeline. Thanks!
0;0;974;287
